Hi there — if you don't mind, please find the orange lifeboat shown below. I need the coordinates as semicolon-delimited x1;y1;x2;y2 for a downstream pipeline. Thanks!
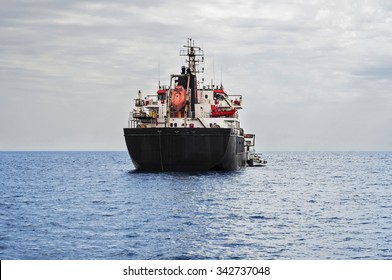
170;85;186;111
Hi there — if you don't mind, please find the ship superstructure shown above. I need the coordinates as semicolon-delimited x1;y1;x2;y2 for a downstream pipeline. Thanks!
124;39;265;171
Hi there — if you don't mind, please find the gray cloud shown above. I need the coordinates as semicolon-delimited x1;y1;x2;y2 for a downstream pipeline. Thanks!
1;0;391;151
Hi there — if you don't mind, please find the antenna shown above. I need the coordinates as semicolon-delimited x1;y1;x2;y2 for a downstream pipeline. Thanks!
220;67;223;87
180;38;204;75
158;58;161;88
213;58;215;87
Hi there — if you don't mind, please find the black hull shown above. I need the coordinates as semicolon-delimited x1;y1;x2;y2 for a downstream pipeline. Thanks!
124;128;246;171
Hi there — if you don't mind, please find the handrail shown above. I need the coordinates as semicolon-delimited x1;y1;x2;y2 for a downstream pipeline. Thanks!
197;118;207;128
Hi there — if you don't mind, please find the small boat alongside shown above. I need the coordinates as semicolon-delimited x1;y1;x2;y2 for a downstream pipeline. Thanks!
244;134;268;167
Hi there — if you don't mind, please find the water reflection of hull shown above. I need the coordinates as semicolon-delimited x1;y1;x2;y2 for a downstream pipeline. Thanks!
124;128;246;171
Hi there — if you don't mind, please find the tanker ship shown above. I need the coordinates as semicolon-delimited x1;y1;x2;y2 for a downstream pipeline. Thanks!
124;39;266;171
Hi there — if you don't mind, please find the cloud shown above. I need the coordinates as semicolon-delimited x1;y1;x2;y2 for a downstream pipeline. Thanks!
0;0;391;150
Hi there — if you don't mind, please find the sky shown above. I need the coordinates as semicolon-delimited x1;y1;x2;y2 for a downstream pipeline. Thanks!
1;0;391;151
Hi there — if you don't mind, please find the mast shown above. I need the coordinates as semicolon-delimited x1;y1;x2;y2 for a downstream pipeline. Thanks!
180;38;204;116
180;38;204;75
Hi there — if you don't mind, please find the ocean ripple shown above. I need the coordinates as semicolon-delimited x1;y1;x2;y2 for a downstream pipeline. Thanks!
0;151;391;259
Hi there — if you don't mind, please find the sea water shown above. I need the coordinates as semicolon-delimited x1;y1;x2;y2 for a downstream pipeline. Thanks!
0;151;391;259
